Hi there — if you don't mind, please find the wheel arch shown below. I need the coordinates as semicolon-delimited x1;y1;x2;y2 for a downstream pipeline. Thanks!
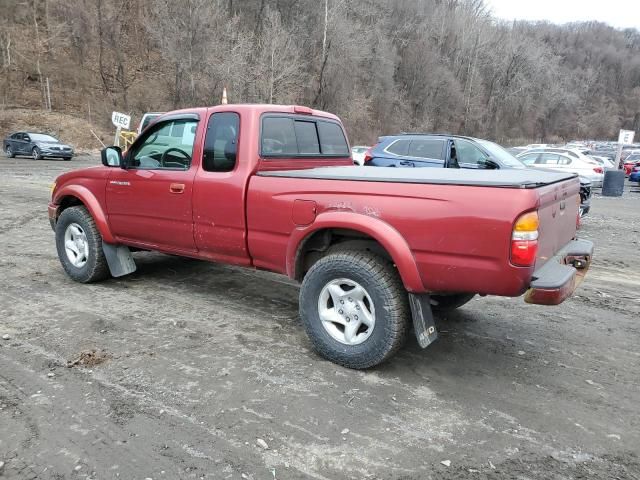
288;212;425;293
53;185;116;243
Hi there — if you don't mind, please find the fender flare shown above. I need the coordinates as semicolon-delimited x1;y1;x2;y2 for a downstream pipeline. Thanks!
53;184;116;244
286;211;425;293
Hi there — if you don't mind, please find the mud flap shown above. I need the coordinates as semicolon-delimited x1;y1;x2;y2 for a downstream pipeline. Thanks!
102;241;136;277
408;293;438;349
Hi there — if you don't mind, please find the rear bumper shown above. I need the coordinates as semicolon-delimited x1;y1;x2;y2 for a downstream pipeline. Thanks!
524;239;594;305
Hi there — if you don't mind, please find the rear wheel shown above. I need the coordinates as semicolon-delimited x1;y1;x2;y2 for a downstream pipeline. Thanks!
430;293;475;311
299;251;409;369
5;145;14;158
55;206;110;283
32;147;42;160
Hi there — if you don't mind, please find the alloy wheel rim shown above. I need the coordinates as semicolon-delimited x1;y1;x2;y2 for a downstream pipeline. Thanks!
64;223;89;268
317;278;375;346
33;148;38;159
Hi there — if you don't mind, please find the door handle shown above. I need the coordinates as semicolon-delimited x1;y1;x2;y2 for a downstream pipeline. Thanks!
169;183;185;194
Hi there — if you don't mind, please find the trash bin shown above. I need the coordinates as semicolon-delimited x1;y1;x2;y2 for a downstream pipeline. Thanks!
602;170;625;197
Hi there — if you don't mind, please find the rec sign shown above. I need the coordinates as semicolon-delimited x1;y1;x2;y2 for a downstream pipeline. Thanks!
111;111;131;130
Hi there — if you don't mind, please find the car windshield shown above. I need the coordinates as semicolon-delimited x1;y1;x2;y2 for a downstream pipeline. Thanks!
476;139;525;168
30;133;58;142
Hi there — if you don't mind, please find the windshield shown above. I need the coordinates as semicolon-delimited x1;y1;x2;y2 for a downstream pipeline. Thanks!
476;139;525;168
30;134;58;142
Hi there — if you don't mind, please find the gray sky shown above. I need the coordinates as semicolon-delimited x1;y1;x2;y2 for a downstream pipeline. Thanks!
485;0;640;29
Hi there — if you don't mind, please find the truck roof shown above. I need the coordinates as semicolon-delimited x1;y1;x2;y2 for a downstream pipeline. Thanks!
156;104;341;122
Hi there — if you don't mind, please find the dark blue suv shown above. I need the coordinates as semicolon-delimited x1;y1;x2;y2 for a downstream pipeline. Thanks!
365;134;526;170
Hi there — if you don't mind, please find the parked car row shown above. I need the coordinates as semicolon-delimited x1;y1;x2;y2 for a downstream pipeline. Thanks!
350;134;593;218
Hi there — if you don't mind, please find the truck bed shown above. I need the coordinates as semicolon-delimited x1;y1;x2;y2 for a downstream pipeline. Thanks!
258;166;577;189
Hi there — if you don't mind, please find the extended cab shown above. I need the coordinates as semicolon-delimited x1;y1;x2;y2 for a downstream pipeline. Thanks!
48;104;594;369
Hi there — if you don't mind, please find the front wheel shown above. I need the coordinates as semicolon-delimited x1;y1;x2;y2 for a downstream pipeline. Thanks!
299;251;409;369
55;206;110;283
6;145;15;158
32;147;42;160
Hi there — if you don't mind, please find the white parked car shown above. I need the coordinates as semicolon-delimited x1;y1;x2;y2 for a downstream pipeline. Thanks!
588;155;616;170
351;145;370;165
517;149;604;187
525;143;550;149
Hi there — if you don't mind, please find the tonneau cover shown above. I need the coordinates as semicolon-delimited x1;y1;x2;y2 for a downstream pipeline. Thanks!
258;166;578;189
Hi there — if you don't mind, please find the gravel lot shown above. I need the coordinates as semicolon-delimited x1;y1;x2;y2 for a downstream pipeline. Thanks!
1;155;639;479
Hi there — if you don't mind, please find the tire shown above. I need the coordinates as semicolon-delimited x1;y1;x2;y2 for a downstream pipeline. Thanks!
5;145;15;158
63;157;72;161
299;251;409;369
430;293;475;311
55;206;110;283
32;147;42;160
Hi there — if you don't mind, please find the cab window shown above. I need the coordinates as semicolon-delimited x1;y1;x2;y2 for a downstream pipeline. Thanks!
261;115;349;157
129;119;198;170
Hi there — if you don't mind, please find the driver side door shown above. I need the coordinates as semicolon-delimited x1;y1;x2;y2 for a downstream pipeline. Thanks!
106;117;200;253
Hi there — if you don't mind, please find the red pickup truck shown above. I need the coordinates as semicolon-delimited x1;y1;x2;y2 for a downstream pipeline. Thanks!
48;104;593;368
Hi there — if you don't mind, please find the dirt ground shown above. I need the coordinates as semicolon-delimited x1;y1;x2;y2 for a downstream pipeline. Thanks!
0;155;639;480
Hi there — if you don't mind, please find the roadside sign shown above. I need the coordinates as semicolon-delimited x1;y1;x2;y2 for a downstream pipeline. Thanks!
111;111;131;130
618;129;635;145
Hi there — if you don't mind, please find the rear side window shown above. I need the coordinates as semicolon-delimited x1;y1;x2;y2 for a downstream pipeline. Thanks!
519;153;539;165
539;153;560;165
386;139;410;156
203;112;240;172
261;115;348;157
408;139;445;160
317;122;349;155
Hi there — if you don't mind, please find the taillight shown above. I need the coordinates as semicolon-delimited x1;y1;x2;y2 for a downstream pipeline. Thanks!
511;211;539;267
363;144;377;163
593;167;603;174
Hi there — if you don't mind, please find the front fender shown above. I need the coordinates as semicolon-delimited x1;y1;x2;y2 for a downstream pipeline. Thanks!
287;211;425;293
52;184;116;244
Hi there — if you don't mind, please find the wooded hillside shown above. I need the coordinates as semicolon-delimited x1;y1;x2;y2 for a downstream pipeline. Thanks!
1;0;639;144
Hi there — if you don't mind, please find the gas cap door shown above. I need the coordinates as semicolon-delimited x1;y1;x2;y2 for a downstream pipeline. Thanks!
292;200;317;226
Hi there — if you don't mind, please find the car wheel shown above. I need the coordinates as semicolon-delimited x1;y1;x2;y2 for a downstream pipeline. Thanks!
32;147;42;160
299;251;409;369
6;145;15;158
63;157;72;161
430;293;475;311
55;206;111;283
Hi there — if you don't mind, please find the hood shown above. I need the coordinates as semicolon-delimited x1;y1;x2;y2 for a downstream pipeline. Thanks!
36;140;72;149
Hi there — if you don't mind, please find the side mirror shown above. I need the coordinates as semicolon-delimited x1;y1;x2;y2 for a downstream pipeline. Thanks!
101;146;122;167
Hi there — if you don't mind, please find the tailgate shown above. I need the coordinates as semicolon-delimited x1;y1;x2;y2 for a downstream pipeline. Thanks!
534;177;580;270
